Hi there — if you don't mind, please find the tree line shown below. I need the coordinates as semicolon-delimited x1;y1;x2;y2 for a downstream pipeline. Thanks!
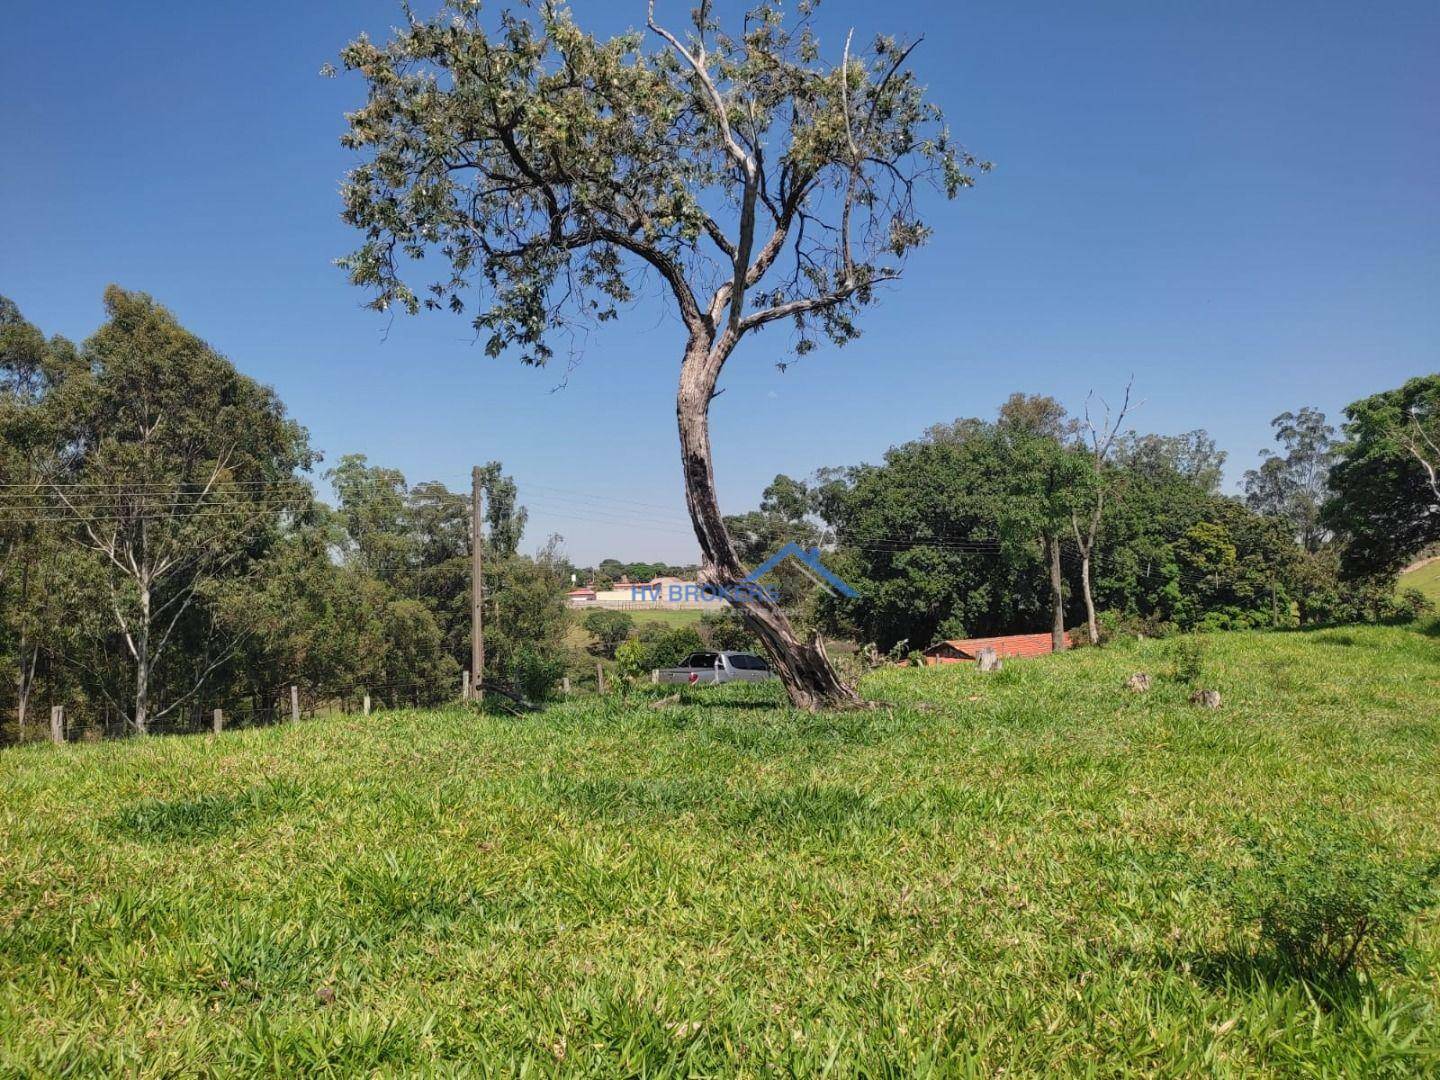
0;289;569;740
3;288;1437;740
718;385;1439;659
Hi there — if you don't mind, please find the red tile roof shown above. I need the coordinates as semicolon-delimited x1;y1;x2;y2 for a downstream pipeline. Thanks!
922;632;1069;662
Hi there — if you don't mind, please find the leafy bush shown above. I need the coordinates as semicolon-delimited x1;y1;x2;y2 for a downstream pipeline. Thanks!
1097;610;1178;642
1292;550;1437;627
634;623;703;669
501;644;567;703
1392;587;1435;624
1218;817;1440;980
612;638;651;685
699;610;759;652
582;610;634;658
607;625;709;688
1166;635;1206;686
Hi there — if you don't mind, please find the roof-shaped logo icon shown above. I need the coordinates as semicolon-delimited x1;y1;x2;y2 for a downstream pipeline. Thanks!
744;542;859;598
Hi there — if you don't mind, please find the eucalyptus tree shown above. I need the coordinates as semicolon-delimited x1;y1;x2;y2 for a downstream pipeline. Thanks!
0;298;82;731
44;287;314;733
1070;382;1135;645
329;454;414;579
334;0;984;707
1243;407;1336;554
475;462;528;560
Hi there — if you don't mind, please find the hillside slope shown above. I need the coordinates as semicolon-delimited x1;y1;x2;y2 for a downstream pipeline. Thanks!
1401;558;1440;604
3;626;1439;1075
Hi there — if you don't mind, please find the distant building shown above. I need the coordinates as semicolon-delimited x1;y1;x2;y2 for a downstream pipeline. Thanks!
567;576;727;611
922;632;1070;664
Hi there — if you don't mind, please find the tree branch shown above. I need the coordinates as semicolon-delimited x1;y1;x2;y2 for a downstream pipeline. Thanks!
739;273;899;335
647;2;754;176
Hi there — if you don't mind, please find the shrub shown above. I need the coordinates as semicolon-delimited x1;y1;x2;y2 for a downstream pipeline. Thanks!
698;610;758;652
1391;587;1435;624
582;610;634;658
606;625;710;688
1292;550;1437;626
612;638;651;685
502;644;567;703
1166;635;1206;687
832;643;882;685
1219;817;1440;980
1097;610;1178;641
634;623;703;669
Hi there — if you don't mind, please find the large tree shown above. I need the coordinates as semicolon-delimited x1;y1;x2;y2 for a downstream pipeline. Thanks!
1324;375;1440;577
818;425;1043;652
1243;407;1336;554
334;0;983;708
0;298;80;732
39;287;313;733
1069;383;1135;645
994;394;1090;652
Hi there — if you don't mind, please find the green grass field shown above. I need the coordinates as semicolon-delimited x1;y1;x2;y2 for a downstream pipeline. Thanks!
3;626;1439;1075
1401;558;1440;604
628;608;705;628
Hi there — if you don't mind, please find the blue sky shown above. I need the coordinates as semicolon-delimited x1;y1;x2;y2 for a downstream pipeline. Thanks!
4;1;1436;564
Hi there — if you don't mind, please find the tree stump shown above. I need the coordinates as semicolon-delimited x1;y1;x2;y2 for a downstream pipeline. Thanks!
1126;673;1152;693
975;647;1002;673
1189;689;1222;709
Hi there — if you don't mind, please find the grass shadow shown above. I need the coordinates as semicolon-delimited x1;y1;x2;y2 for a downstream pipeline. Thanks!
107;779;304;843
1160;946;1375;1009
536;773;941;839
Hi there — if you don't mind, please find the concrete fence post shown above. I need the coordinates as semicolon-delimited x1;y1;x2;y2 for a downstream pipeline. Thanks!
290;685;300;723
213;708;224;735
363;693;371;717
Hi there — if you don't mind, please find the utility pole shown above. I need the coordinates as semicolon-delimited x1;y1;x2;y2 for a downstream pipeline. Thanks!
471;466;485;698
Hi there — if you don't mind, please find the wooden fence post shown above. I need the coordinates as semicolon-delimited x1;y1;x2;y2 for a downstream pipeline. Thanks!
213;708;224;735
363;693;371;717
290;685;300;723
49;705;63;745
596;663;607;694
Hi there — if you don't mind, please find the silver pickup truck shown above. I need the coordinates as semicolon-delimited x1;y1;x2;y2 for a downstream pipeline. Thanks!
656;650;775;685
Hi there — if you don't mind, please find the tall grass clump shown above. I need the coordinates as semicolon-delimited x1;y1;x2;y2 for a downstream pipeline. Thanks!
1217;816;1440;981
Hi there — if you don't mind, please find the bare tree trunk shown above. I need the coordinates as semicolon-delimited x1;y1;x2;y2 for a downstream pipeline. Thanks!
16;642;37;736
1047;534;1068;652
1079;546;1098;645
16;562;34;736
677;339;859;710
134;587;151;735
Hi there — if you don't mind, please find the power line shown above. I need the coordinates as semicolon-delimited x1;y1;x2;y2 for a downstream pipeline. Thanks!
0;507;305;525
0;480;303;491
